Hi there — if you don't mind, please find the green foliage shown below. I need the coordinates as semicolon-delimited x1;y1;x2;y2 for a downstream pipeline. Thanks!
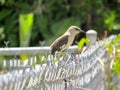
111;34;120;45
104;11;120;31
103;33;120;54
0;0;120;47
113;59;120;75
19;13;34;60
111;34;120;75
107;34;120;74
0;27;5;40
54;57;59;62
78;38;90;51
36;55;46;64
0;0;5;5
19;13;34;47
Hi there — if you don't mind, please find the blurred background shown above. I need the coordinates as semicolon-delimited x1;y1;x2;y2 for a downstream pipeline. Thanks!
0;0;120;47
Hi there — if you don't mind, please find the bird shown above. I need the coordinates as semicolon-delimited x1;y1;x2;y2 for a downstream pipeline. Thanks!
50;25;85;55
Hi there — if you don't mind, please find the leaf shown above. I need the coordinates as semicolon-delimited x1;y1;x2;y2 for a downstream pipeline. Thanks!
78;38;90;51
35;55;46;64
113;59;120;75
54;57;59;62
108;45;113;54
0;9;12;21
19;13;34;47
111;33;120;45
19;13;34;60
104;11;120;31
20;55;29;62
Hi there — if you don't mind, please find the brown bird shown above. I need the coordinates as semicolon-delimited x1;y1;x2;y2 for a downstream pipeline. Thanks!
50;25;85;55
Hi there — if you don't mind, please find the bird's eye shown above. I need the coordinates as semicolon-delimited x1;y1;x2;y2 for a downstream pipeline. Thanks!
75;27;80;31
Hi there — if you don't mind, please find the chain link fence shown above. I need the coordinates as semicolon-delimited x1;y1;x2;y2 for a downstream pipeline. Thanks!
0;35;118;90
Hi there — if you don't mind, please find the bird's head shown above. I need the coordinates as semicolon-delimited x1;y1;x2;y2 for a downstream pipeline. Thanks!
67;26;85;35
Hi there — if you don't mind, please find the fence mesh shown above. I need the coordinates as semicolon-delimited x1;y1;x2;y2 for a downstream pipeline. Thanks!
0;35;119;90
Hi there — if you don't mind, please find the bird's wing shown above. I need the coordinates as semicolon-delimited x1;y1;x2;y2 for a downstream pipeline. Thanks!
50;35;69;55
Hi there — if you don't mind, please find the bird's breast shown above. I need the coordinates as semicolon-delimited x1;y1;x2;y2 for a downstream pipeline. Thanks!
67;35;75;47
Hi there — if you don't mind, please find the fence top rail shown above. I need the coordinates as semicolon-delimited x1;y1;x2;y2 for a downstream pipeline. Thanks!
0;46;79;55
0;35;116;56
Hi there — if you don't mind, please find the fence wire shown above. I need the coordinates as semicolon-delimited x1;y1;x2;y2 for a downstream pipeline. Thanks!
0;35;117;90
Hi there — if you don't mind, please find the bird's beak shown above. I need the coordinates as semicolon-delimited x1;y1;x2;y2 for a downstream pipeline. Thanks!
81;29;86;33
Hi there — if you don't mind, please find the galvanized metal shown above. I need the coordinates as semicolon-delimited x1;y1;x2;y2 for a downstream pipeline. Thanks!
0;46;79;55
0;35;118;90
